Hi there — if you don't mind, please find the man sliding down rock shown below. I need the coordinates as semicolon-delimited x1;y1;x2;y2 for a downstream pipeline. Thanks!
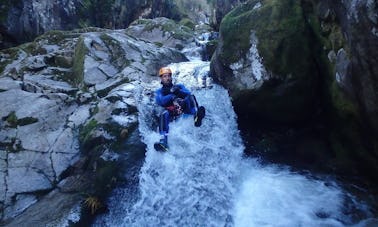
154;67;205;152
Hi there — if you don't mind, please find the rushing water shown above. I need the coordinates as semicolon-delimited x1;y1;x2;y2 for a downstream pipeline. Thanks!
93;58;376;226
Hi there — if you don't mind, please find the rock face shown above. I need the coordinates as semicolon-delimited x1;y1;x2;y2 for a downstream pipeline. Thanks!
210;0;247;29
211;0;378;179
0;0;214;49
126;17;195;50
212;0;319;124
1;0;80;47
0;18;189;224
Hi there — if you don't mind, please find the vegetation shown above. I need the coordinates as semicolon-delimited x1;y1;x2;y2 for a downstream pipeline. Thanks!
3;111;38;128
83;196;104;215
72;36;87;87
78;0;115;28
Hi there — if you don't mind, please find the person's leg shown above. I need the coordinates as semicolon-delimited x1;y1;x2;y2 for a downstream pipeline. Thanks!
183;95;205;127
158;110;170;145
183;95;198;115
194;106;205;127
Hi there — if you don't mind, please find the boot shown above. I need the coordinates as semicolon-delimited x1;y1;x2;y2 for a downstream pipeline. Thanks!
194;106;205;127
154;135;168;152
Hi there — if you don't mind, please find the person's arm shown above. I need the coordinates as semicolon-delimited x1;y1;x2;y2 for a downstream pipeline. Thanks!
156;88;175;107
172;84;191;98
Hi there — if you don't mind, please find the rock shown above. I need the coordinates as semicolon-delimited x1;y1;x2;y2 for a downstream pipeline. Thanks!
8;151;55;181
0;77;22;91
0;151;6;203
335;48;352;94
126;17;195;50
84;56;108;86
0;18;201;224
211;0;319;124
23;74;78;95
3;189;83;227
6;167;52;197
3;194;37;220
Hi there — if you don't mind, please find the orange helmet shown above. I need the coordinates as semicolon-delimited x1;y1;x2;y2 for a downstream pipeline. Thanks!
158;67;172;77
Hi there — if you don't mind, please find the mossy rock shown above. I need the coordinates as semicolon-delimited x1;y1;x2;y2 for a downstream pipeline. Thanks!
0;47;24;73
215;0;323;124
129;18;194;41
79;119;100;150
220;0;310;78
99;33;131;70
2;111;38;128
179;18;196;30
72;36;87;87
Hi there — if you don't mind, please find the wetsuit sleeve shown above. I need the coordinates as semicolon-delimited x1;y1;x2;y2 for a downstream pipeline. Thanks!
156;88;175;107
176;84;191;98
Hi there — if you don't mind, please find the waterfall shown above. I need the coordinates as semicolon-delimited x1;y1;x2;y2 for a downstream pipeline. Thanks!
94;59;374;226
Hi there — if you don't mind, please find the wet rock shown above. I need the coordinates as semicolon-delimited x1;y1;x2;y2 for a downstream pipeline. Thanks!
0;17;194;224
126;17;195;50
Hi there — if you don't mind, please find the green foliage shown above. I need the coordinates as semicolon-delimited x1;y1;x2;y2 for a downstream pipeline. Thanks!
34;30;67;45
72;36;87;87
0;0;13;23
78;0;115;28
0;47;20;73
99;33;133;70
5;111;18;128
2;111;38;128
79;119;98;145
179;18;195;30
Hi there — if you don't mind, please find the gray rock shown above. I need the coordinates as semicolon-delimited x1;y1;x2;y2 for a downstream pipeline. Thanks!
8;151;54;180
0;170;5;203
6;167;52;197
23;74;78;95
84;56;108;86
3;194;37;220
126;17;195;49
50;128;80;178
0;151;6;202
3;189;83;227
0;77;21;91
335;48;352;94
68;105;91;128
0;18;197;224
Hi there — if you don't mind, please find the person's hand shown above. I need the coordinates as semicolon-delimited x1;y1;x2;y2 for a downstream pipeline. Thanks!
170;85;180;95
173;98;185;115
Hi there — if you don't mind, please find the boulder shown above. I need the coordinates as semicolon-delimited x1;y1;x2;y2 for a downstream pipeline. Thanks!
211;0;319;124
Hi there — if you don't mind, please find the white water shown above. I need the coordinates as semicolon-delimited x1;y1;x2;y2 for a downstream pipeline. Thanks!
93;59;374;226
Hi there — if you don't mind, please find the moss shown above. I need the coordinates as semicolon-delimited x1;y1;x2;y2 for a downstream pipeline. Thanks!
0;47;22;73
4;111;18;128
330;82;359;118
220;0;309;78
93;159;118;195
179;18;195;30
72;36;87;87
100;33;131;69
17;117;38;126
79;119;99;145
154;42;164;47
0;0;15;23
1;111;38;128
131;18;193;41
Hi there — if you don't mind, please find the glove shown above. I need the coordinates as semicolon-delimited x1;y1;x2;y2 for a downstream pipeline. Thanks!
170;85;180;95
173;98;186;115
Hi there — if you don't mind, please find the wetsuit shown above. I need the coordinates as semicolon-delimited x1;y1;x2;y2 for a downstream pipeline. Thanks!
155;83;197;136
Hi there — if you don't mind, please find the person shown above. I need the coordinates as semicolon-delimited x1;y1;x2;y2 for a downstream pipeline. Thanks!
154;66;206;151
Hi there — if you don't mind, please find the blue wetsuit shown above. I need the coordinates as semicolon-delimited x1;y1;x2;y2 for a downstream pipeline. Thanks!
155;84;197;136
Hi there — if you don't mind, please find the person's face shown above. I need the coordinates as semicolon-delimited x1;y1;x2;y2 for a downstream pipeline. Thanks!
160;73;172;86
